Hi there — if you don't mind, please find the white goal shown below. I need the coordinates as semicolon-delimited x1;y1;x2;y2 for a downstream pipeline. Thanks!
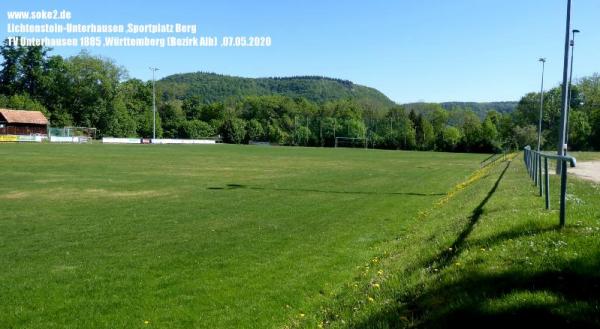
335;137;367;149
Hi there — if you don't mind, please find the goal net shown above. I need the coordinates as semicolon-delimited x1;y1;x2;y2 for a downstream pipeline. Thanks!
49;127;97;138
335;137;367;149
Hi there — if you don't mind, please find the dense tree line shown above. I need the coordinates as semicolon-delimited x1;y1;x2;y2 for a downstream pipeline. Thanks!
511;76;600;151
1;40;599;152
405;101;518;120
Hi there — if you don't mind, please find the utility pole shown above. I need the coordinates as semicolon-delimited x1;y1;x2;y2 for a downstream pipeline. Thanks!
568;30;580;102
557;0;573;226
566;29;580;146
149;67;159;140
537;58;546;152
556;0;572;173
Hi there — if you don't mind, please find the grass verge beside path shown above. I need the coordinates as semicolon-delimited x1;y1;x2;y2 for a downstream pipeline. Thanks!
568;151;600;162
295;154;600;328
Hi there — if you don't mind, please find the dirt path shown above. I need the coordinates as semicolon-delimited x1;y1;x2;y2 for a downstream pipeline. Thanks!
570;161;600;183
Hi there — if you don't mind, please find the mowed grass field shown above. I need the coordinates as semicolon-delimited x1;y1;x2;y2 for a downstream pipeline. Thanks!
295;153;600;328
0;144;486;328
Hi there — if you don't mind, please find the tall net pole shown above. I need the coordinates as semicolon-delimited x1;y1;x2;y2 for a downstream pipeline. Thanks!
150;67;159;140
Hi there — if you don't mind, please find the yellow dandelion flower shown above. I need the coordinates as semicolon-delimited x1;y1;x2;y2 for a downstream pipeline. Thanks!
367;297;374;302
299;313;305;318
372;283;380;289
144;320;150;325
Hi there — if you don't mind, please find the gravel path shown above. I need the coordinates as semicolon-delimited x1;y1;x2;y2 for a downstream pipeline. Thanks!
570;161;600;183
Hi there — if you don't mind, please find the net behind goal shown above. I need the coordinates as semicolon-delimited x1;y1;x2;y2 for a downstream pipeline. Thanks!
49;127;97;138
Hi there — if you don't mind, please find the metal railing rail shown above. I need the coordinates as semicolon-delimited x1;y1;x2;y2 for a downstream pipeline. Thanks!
523;146;576;227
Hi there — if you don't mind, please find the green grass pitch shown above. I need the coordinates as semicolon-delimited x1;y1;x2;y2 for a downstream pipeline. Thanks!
0;144;486;328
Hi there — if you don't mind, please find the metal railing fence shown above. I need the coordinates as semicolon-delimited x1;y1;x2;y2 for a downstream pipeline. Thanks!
523;146;576;227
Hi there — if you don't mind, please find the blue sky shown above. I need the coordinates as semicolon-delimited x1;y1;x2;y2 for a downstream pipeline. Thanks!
1;0;599;103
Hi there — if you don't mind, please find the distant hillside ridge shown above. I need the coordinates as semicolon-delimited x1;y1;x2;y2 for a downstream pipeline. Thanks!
440;101;518;114
157;72;396;109
403;101;518;119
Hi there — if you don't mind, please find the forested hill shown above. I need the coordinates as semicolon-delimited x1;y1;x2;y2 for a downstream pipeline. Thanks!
404;101;518;119
157;72;396;108
441;101;518;115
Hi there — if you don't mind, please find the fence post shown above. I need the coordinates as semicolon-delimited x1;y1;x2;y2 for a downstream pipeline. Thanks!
538;153;542;186
527;150;531;178
535;152;539;186
525;150;531;178
529;150;533;180
544;157;550;209
533;152;540;182
530;150;534;180
532;151;536;183
559;159;568;227
525;150;530;174
538;153;543;196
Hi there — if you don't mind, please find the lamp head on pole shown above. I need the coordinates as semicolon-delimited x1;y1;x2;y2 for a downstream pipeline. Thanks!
570;29;580;46
539;58;546;63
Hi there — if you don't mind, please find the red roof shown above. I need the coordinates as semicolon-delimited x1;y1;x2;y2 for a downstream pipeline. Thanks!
0;109;48;125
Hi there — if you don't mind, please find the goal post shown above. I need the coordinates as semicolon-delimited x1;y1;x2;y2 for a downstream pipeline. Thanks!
334;136;368;149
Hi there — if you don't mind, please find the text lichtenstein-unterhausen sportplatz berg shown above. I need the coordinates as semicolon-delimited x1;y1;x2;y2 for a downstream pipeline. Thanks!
5;9;272;48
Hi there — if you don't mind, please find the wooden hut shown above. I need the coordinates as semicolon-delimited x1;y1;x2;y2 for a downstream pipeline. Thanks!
0;109;49;136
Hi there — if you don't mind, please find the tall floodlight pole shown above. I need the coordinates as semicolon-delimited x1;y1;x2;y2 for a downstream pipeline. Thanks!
568;30;580;100
556;0;572;174
565;29;580;146
150;67;159;140
537;58;546;152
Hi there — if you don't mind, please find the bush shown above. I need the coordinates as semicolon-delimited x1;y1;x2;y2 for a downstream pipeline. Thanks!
182;120;215;139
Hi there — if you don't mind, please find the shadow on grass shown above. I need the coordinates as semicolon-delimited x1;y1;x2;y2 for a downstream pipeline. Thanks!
425;161;511;270
207;184;246;190
206;184;445;197
352;256;600;329
480;154;498;163
466;225;560;249
349;160;600;329
411;255;600;329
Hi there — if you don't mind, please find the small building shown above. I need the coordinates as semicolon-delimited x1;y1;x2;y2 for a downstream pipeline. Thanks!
0;109;49;136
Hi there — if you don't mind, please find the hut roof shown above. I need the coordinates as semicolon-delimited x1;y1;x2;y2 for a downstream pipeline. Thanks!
0;109;48;125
